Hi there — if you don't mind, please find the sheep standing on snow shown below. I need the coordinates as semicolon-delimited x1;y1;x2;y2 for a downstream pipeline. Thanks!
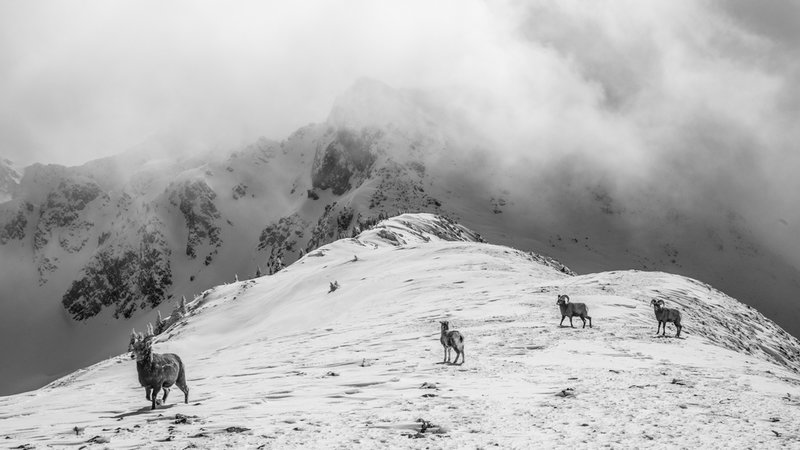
651;299;682;338
439;321;465;365
556;294;592;328
128;324;189;410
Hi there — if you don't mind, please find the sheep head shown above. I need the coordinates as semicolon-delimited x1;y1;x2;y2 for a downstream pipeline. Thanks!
650;299;666;310
129;329;154;361
557;295;570;306
440;321;450;332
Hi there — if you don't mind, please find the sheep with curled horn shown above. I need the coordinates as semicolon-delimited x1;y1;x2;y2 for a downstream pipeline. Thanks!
556;294;592;328
128;323;189;410
651;299;682;338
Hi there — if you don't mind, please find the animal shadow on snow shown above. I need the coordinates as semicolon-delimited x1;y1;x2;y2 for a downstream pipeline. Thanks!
109;403;177;420
653;334;686;340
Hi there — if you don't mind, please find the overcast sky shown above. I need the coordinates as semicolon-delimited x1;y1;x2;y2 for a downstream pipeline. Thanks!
0;0;520;166
0;0;793;165
0;1;798;253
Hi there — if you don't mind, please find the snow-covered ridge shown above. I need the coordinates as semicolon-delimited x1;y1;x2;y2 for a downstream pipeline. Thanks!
358;213;485;246
2;213;799;448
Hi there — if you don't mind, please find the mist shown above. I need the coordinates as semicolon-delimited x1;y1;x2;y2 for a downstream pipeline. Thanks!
1;0;798;265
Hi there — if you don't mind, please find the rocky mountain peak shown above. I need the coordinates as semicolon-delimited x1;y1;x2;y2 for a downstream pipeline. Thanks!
0;157;22;203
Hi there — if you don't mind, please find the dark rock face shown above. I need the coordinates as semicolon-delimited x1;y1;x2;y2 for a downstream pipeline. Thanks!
311;129;379;195
368;162;442;212
62;223;173;320
30;181;106;284
306;203;355;252
169;180;222;264
258;214;308;254
34;181;104;251
0;202;29;244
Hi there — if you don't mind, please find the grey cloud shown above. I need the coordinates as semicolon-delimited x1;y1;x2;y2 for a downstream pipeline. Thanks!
718;0;800;49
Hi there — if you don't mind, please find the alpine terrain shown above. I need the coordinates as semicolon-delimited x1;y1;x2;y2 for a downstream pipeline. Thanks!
1;79;799;396
2;214;799;448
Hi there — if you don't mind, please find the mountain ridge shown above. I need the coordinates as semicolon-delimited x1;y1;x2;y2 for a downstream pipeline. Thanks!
2;213;799;448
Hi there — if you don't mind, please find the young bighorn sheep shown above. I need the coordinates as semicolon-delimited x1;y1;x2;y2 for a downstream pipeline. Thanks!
651;299;682;337
556;295;592;328
439;321;465;365
128;324;189;410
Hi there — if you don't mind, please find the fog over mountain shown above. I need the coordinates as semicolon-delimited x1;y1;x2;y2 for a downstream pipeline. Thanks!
1;1;797;258
0;1;799;396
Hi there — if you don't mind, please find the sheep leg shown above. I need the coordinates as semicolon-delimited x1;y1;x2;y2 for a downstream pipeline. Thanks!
176;375;189;404
559;316;566;327
569;316;575;328
179;384;189;404
580;316;586;328
145;387;152;401
151;387;161;410
453;350;461;365
587;316;592;328
459;348;465;365
675;322;682;338
162;387;170;404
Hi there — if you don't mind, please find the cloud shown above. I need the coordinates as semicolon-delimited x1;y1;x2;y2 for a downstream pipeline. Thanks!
0;0;513;166
0;0;797;264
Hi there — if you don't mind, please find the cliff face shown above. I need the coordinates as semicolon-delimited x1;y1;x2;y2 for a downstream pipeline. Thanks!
311;128;379;196
168;179;222;264
61;219;172;320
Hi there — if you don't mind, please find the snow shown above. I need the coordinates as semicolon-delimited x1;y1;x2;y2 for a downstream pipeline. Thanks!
2;213;799;448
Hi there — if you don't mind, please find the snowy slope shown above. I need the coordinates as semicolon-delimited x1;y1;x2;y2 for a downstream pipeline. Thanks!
2;214;799;448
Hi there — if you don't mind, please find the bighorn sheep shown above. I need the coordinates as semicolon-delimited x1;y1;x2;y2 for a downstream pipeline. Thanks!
128;324;189;410
556;295;592;328
439;321;465;365
651;299;682;337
